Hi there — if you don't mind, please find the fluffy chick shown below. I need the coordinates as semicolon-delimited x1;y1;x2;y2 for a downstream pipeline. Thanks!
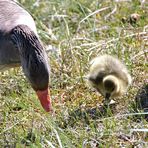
87;55;132;101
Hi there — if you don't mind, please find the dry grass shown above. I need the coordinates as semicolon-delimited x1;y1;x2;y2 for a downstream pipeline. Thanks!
0;0;148;147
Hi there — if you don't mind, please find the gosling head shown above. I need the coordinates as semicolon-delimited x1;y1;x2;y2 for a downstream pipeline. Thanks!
87;54;132;102
103;75;120;100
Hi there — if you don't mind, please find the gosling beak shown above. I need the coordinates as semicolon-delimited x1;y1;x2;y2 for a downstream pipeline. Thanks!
36;89;52;112
105;93;111;100
103;93;111;105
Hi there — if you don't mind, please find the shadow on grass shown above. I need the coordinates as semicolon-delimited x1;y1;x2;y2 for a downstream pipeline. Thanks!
59;103;117;128
129;83;148;122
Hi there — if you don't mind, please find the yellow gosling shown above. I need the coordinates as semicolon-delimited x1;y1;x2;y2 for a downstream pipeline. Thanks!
87;55;132;101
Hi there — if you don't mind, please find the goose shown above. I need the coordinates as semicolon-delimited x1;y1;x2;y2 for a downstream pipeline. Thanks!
0;0;51;112
87;55;132;103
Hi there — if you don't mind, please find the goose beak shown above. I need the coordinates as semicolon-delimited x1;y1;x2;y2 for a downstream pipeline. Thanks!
105;93;111;100
103;93;111;105
36;89;52;112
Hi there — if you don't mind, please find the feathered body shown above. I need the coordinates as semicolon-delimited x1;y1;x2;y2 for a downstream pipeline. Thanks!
88;55;132;100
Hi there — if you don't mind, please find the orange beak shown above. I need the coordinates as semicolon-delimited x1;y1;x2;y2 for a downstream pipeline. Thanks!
36;89;52;112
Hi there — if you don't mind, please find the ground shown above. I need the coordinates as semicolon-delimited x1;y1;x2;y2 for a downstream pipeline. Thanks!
0;0;148;147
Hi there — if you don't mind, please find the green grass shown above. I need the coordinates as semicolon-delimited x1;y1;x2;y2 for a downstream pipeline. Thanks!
0;0;148;147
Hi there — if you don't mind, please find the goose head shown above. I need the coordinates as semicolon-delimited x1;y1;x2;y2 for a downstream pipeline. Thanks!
88;73;121;101
10;25;51;112
103;75;121;99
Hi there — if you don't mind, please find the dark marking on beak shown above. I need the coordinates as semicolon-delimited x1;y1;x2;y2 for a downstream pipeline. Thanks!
103;93;111;106
105;93;111;100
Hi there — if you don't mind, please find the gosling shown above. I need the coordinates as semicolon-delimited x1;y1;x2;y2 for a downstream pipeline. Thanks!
87;55;132;102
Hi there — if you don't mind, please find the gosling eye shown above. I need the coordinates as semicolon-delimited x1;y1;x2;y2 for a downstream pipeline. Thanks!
111;86;115;92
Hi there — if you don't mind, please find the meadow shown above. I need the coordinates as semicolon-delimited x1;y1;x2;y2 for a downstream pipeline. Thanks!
0;0;147;147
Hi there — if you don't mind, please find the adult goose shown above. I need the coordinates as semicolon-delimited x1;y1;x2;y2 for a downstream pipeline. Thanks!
87;55;132;103
0;0;52;112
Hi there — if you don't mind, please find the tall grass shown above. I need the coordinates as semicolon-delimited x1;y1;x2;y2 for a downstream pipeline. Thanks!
0;0;147;147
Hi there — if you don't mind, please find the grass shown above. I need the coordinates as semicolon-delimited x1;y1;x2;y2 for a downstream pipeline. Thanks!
0;0;148;147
